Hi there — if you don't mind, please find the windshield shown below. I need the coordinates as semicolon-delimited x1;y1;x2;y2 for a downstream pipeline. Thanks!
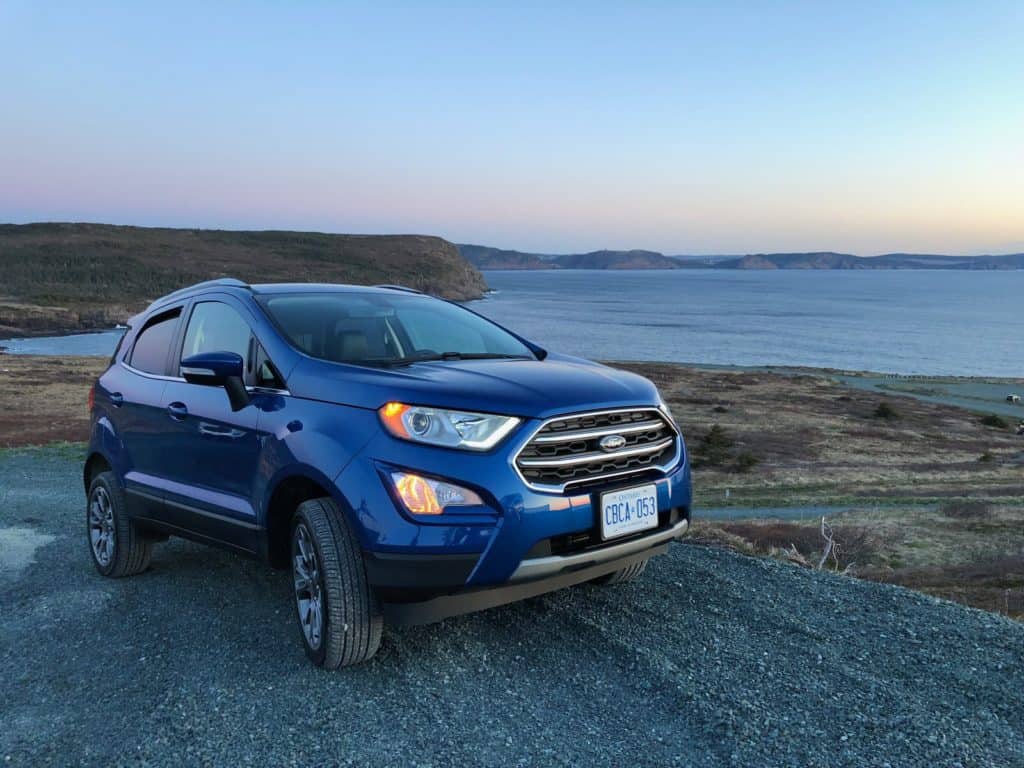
256;291;534;366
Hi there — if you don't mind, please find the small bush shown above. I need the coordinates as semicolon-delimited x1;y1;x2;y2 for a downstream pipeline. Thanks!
712;404;729;414
980;414;1009;429
978;452;994;463
939;500;993;520
693;424;735;467
715;522;823;556
873;402;899;420
833;526;882;568
713;521;880;570
734;451;760;473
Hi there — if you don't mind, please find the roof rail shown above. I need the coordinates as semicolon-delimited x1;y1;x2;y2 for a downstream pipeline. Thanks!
374;284;424;294
148;277;250;309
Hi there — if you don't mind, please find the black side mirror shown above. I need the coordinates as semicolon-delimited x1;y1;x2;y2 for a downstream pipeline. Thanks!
181;351;250;411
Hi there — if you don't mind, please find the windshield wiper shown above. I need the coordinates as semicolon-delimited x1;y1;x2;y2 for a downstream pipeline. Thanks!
382;352;532;367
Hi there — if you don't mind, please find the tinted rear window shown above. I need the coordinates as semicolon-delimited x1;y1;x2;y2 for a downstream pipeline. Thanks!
129;310;180;374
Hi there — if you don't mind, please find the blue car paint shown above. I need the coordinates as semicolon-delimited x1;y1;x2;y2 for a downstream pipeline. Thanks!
87;281;692;603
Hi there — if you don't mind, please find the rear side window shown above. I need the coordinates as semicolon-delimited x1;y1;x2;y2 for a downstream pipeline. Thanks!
129;310;181;375
108;331;127;369
181;301;251;363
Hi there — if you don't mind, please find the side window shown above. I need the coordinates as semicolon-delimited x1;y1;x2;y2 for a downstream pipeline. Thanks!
181;301;285;389
181;301;252;366
129;310;181;375
253;341;286;389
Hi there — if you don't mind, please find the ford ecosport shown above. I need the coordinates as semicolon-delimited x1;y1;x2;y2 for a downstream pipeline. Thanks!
85;279;692;668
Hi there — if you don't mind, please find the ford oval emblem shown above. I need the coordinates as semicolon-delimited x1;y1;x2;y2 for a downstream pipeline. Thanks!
599;434;627;452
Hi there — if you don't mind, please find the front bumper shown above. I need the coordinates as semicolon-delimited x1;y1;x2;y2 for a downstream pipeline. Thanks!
382;518;688;625
336;414;692;603
507;516;689;582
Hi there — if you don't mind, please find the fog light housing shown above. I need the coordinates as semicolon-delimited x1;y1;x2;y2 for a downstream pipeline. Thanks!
390;472;483;515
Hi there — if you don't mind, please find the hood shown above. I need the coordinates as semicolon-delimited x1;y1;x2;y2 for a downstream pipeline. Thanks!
285;352;660;419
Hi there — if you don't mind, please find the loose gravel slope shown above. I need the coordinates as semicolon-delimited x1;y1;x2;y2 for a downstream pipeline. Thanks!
1;448;1022;767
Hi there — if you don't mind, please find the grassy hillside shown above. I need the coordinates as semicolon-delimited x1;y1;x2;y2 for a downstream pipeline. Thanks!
0;223;489;335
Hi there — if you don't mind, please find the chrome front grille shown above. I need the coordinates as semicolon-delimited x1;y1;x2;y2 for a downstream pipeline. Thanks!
514;408;680;492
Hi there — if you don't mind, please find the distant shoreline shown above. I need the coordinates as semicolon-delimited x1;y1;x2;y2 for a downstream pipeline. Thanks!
459;243;1024;271
477;265;1024;272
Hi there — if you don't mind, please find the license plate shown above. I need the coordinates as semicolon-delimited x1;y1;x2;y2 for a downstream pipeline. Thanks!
599;483;659;540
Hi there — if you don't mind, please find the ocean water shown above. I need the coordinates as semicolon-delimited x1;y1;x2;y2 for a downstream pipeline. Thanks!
0;329;125;356
469;269;1024;377
2;269;1021;377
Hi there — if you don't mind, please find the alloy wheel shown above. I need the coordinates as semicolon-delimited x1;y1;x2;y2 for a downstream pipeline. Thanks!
88;486;116;567
292;523;324;650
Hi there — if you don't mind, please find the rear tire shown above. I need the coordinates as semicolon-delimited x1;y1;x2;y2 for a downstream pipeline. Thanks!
591;558;648;586
86;471;153;577
291;498;383;669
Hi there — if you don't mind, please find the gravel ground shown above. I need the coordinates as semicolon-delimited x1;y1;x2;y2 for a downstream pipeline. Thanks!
2;448;1023;767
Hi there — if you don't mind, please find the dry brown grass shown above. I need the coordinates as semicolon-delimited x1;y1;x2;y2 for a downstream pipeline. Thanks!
709;520;882;571
939;500;994;520
861;555;1024;620
612;362;1024;508
0;355;105;446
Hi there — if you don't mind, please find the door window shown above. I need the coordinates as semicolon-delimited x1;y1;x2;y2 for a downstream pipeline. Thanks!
180;301;284;389
129;309;181;375
181;301;252;363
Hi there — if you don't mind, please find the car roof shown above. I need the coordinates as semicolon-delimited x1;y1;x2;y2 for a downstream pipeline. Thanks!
135;280;426;325
249;283;421;295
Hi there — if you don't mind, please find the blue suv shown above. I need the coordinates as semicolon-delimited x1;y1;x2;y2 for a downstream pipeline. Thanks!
85;279;692;667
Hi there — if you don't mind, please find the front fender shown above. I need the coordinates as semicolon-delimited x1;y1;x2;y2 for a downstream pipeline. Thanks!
253;398;380;526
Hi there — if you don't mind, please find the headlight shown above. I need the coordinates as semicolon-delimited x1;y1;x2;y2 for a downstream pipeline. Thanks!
379;402;520;450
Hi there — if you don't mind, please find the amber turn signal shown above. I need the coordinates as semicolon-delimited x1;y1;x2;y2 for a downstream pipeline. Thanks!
390;471;484;516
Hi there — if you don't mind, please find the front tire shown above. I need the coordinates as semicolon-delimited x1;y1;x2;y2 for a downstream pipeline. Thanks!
86;471;153;577
291;498;383;669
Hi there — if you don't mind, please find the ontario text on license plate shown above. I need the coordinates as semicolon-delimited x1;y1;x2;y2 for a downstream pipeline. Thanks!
600;483;658;540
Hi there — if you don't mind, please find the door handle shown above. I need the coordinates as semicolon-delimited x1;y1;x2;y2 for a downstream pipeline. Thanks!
109;392;124;407
167;402;188;421
198;422;245;439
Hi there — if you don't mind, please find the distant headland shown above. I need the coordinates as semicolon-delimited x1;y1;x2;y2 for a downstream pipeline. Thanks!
458;243;1024;271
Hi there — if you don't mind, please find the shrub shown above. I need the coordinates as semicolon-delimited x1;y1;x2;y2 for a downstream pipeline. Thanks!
873;401;899;420
832;525;881;568
980;414;1008;429
693;424;735;467
939;500;993;520
712;404;729;414
715;522;823;557
712;521;880;570
978;452;994;463
734;451;760;473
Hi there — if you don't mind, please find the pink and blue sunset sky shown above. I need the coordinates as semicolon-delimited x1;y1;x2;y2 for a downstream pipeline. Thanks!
2;1;1022;255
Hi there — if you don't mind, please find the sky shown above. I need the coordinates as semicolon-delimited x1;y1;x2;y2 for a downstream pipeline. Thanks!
2;1;1022;255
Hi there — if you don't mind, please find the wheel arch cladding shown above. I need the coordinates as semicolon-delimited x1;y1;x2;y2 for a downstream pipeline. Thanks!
264;471;354;569
83;452;113;494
